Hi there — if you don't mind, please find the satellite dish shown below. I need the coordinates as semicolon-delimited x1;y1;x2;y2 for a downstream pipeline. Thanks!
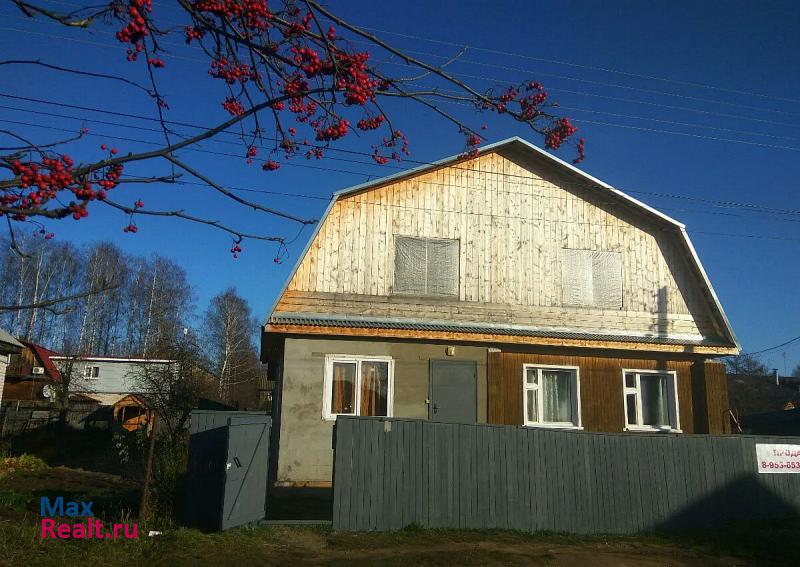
42;384;55;399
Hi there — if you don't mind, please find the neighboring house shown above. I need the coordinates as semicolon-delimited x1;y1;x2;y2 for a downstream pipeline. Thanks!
727;373;800;429
0;340;61;403
0;328;24;406
48;355;173;407
262;137;739;486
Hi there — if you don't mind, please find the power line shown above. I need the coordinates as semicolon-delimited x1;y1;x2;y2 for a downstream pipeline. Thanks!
2;92;800;218
749;335;800;356
353;41;800;119
3;116;800;243
355;26;800;106
5;12;800;134
35;1;800;108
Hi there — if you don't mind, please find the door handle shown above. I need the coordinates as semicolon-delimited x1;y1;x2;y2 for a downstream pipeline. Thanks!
433;403;440;414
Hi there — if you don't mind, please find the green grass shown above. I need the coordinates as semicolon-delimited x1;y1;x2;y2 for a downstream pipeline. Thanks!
1;460;798;566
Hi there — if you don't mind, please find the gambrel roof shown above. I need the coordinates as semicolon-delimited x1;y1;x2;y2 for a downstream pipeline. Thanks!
265;137;738;352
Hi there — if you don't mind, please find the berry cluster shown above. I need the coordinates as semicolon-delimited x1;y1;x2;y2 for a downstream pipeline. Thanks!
209;58;257;84
262;160;280;171
3;152;124;222
518;82;548;120
371;130;409;164
291;46;329;77
544;117;578;150
573;138;586;165
461;132;482;158
314;119;349;142
230;242;242;258
222;97;246;116
114;0;153;61
334;52;378;106
184;25;205;44
69;204;89;221
281;11;312;38
123;223;138;233
357;115;385;131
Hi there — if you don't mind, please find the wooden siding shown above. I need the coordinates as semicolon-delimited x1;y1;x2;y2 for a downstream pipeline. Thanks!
279;150;724;342
487;351;723;434
691;360;730;434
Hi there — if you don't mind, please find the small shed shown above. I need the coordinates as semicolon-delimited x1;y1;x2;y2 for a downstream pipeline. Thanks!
112;394;154;432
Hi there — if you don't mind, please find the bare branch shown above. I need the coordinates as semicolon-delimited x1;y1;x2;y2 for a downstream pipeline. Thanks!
101;198;290;243
164;155;316;225
0;279;119;313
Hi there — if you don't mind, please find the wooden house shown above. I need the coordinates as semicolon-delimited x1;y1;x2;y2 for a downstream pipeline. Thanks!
262;137;739;486
1;340;61;403
0;328;23;406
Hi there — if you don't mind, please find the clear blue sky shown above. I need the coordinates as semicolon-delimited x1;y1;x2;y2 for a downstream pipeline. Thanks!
1;1;798;371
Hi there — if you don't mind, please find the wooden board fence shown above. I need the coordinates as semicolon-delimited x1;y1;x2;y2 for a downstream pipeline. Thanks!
332;417;800;533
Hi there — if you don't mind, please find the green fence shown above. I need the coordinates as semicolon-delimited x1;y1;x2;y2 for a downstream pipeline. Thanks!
332;417;800;533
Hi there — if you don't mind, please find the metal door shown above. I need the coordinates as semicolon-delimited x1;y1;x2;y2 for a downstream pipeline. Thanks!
429;360;477;423
221;415;271;530
183;411;270;531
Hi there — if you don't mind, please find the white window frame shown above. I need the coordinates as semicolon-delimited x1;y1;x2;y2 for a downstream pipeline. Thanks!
322;355;394;421
84;365;100;379
622;369;681;432
522;364;582;429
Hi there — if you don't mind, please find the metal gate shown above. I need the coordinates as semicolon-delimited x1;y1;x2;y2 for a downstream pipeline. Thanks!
184;410;271;531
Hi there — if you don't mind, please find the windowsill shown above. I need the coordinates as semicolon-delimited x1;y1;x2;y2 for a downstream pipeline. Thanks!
523;423;583;431
625;425;682;434
323;414;393;422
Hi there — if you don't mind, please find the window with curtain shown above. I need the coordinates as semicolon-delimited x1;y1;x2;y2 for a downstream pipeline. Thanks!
324;356;393;420
623;370;680;431
522;365;581;428
393;236;459;296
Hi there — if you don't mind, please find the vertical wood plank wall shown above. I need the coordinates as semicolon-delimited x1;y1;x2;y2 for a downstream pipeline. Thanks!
332;417;800;533
279;150;723;340
488;352;729;434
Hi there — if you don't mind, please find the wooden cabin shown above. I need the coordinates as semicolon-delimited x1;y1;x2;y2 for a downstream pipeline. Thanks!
262;137;739;486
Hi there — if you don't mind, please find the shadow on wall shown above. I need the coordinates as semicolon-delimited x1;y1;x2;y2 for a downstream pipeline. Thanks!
656;474;800;532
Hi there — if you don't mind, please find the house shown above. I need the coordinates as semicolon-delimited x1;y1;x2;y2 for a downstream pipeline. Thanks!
0;340;62;403
262;137;739;487
48;355;173;408
728;372;800;417
0;328;23;406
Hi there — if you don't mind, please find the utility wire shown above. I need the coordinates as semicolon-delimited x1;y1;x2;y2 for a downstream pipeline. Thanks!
748;335;800;356
4;12;800;132
355;25;800;106
3;117;800;242
2;94;800;217
34;1;800;107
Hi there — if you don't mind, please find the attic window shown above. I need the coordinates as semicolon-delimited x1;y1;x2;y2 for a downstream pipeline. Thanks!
84;365;100;379
393;236;459;297
561;249;622;309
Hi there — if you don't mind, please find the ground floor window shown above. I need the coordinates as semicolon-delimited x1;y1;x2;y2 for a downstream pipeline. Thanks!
522;365;581;428
622;370;680;431
323;355;394;420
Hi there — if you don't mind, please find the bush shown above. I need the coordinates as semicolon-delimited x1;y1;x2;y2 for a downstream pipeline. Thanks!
0;454;48;477
147;434;189;523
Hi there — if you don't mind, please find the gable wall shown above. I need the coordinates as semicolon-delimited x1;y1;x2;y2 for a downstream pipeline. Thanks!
279;151;721;340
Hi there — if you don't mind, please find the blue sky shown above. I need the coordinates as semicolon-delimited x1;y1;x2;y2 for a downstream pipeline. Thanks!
1;1;799;371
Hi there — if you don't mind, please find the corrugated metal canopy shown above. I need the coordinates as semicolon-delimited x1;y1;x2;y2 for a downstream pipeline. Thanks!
268;313;732;347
